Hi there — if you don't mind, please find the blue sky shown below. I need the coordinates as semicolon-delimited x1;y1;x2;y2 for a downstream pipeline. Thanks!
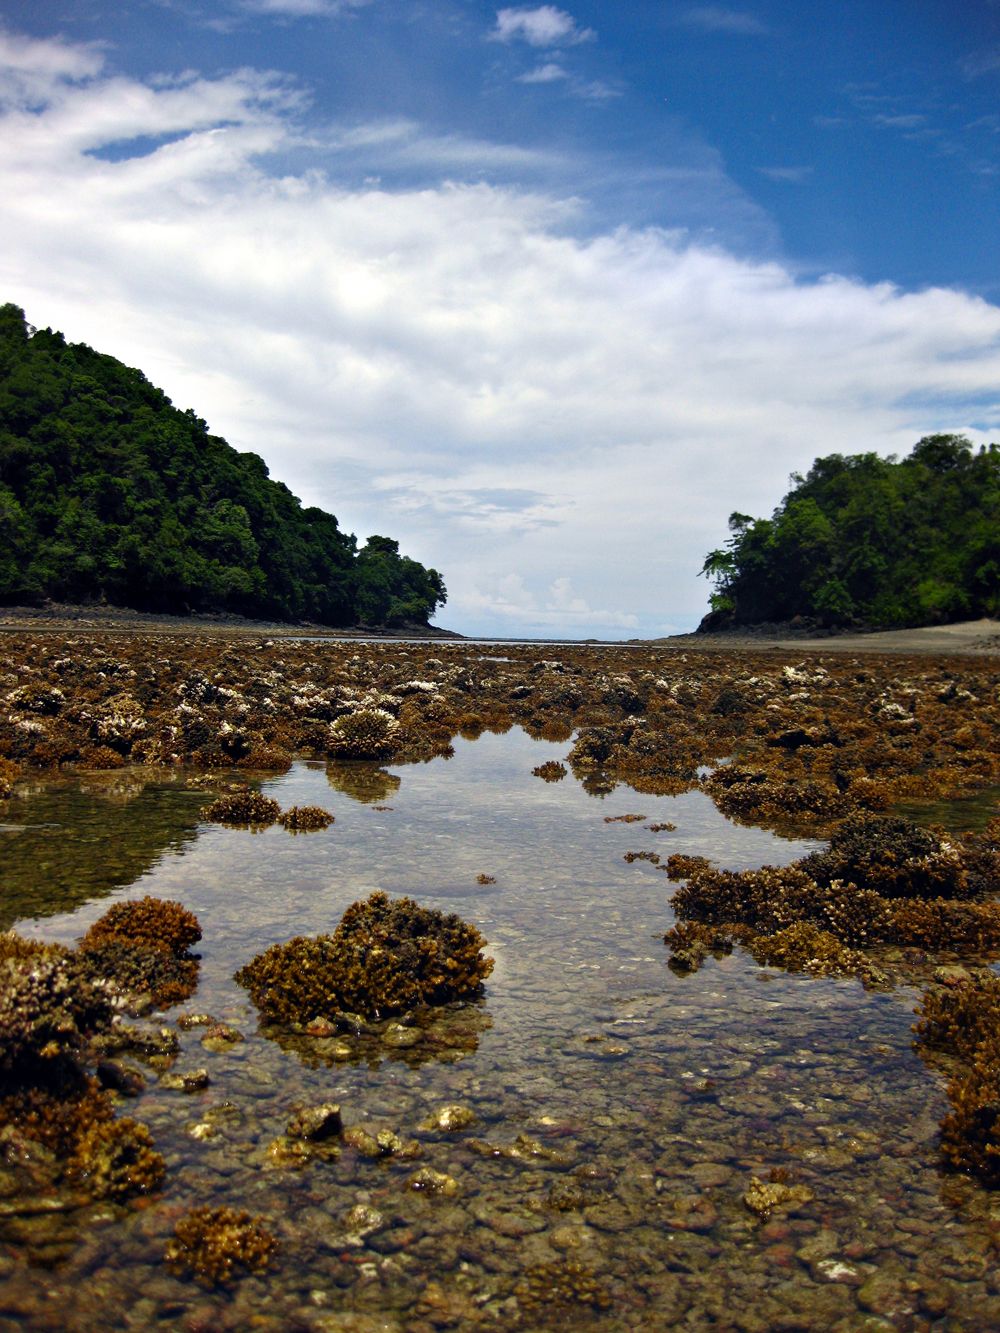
1;2;999;635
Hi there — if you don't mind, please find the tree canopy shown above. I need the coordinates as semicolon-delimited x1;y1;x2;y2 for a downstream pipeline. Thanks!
0;304;446;626
700;435;1000;629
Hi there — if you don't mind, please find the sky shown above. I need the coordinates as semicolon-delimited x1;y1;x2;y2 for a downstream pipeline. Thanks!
0;2;999;638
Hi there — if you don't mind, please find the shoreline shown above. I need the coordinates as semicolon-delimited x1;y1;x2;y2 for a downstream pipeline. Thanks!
1;604;997;656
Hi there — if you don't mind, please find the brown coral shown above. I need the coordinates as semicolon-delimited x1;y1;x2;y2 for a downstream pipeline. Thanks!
235;890;493;1025
165;1205;277;1285
277;804;334;831
81;897;202;955
327;708;401;760
67;1116;165;1200
203;786;281;826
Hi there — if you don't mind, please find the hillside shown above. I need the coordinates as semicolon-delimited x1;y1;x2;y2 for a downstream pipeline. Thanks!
0;304;445;627
700;435;1000;630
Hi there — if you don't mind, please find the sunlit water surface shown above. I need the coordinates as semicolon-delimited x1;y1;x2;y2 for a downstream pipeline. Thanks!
1;729;998;1331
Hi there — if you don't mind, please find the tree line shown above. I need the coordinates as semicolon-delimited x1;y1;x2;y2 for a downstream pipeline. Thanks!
0;304;445;626
701;434;999;628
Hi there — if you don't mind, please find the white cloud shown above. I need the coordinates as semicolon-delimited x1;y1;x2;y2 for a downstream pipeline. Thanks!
326;118;565;173
517;62;569;84
461;575;638;632
238;0;371;15
492;6;595;48
1;37;998;638
678;7;768;35
757;165;813;183
0;26;104;106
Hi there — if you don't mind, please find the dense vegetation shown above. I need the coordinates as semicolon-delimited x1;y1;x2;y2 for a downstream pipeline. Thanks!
700;435;1000;628
0;304;446;626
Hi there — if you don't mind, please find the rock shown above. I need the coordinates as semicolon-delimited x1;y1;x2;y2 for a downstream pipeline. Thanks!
287;1103;343;1142
382;1023;421;1049
857;1270;918;1320
812;1258;864;1285
95;1059;145;1096
159;1067;210;1092
406;1167;458;1196
305;1016;340;1037
796;1229;839;1264
419;1104;477;1133
344;1204;385;1237
686;1161;733;1189
264;1136;314;1169
663;1194;718;1233
470;1202;546;1237
342;1126;420;1159
176;1013;216;1029
199;1023;245;1053
742;1176;815;1218
548;1224;595;1251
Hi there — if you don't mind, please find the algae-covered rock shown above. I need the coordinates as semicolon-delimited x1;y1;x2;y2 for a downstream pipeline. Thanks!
287;1103;342;1142
234;891;493;1024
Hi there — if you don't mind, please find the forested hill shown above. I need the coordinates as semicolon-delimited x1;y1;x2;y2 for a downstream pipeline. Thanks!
0;303;446;627
700;435;1000;629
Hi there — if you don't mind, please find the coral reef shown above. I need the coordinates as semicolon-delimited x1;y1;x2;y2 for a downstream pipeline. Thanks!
914;973;1000;1184
165;1205;277;1285
666;809;1000;986
531;760;567;781
0;1072;114;1159
663;920;738;973
327;708;401;760
75;939;199;1010
77;898;201;1009
235;891;493;1025
67;1116;165;1200
203;787;281;826
0;951;112;1076
81;897;202;955
277;805;334;831
801;813;969;899
915;972;1000;1061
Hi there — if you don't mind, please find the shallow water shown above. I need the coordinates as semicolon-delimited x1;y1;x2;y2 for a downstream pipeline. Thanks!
2;729;999;1331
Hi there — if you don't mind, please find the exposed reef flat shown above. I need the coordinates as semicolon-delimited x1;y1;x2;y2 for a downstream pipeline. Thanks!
0;602;463;638
666;617;1000;656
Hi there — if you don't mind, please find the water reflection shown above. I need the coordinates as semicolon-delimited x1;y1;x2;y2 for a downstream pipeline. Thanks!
325;761;402;805
0;771;204;930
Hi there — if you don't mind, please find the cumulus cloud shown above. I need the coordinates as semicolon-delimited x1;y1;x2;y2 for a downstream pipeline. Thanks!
492;6;595;48
1;36;998;637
